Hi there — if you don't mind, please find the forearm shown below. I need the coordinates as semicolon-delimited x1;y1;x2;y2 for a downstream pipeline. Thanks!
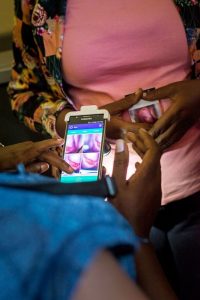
73;251;149;300
135;243;177;300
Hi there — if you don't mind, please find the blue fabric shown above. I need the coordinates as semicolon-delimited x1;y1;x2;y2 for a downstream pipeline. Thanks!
0;170;139;300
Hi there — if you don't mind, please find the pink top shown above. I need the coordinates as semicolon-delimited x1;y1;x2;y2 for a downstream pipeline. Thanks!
62;0;200;204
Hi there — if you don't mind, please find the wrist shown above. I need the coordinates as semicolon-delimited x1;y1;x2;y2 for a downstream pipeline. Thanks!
56;108;73;137
129;217;152;241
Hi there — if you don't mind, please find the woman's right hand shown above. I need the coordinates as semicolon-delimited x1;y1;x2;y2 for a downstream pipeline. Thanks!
110;129;161;238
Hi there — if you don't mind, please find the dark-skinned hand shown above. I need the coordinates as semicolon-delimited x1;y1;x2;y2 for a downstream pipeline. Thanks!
110;129;161;238
0;139;73;174
142;80;200;151
100;89;151;139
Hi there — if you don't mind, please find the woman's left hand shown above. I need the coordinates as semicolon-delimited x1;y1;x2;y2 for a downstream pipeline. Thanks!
143;80;200;150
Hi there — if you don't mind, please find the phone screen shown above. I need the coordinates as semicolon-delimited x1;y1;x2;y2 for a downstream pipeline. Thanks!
60;114;106;183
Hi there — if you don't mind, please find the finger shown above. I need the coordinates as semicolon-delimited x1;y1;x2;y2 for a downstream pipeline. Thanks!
135;162;141;170
128;122;152;132
26;162;49;173
131;128;161;159
55;145;63;157
102;166;107;176
40;150;74;173
128;129;161;182
32;138;64;153
126;132;146;158
148;104;180;138
142;83;175;101
156;118;194;151
122;89;143;111
138;128;161;163
138;128;160;152
101;89;143;115
22;139;65;165
51;166;61;179
112;139;129;186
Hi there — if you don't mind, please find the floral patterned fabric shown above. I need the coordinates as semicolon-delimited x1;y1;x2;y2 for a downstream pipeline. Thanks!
7;0;200;137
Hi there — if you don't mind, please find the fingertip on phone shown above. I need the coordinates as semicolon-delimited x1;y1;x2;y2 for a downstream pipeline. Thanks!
67;166;74;173
56;138;64;144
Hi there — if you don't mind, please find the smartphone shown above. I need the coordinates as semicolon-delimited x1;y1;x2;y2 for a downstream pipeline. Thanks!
60;106;110;183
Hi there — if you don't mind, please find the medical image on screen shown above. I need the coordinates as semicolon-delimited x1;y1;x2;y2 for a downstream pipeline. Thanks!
64;153;82;173
65;133;102;154
81;153;99;170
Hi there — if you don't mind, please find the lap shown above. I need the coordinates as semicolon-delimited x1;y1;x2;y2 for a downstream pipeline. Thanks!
150;191;200;300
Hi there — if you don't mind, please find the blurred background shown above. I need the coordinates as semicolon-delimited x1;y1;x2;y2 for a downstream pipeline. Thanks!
0;1;43;146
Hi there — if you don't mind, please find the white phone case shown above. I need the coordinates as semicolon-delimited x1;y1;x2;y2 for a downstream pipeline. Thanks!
65;105;110;122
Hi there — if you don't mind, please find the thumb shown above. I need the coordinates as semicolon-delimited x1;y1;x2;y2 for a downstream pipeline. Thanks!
143;84;174;101
112;139;129;186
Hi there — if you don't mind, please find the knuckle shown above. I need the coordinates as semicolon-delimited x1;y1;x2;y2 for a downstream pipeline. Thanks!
13;151;22;164
150;127;161;138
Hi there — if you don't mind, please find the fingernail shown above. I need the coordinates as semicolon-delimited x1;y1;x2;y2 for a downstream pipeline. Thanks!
57;138;64;143
135;88;141;95
120;128;127;139
116;139;124;153
127;132;136;143
127;131;135;138
149;129;153;136
40;163;49;172
139;128;147;133
56;169;61;179
67;166;74;173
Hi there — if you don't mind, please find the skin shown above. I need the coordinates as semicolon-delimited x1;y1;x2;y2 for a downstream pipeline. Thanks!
0;139;73;174
111;129;162;238
73;130;176;300
73;250;149;300
142;79;200;151
57;79;200;147
50;79;200;298
56;90;151;139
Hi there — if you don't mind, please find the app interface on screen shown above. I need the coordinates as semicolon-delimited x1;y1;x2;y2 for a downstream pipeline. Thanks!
61;115;104;183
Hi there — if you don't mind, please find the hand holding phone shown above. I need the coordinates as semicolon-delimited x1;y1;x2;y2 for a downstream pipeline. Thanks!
60;106;110;183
